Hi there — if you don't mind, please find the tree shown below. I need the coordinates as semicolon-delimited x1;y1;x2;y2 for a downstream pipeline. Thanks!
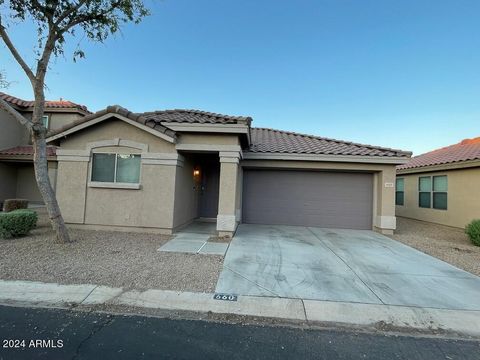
0;1;149;243
0;70;10;88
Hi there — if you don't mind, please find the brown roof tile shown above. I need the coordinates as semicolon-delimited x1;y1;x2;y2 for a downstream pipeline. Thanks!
140;109;252;125
46;105;177;140
0;145;57;157
248;128;411;157
0;92;90;113
397;137;480;170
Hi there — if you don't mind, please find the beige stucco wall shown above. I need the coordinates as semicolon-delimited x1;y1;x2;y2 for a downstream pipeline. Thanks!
60;119;176;153
241;159;398;233
16;165;42;203
56;119;179;232
47;112;84;132
396;167;480;228
0;109;29;149
0;163;17;203
172;156;199;228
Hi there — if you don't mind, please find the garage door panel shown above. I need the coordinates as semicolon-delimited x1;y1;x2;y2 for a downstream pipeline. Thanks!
242;170;373;229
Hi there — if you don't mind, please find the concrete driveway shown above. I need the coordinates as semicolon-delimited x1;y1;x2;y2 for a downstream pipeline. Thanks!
215;224;480;310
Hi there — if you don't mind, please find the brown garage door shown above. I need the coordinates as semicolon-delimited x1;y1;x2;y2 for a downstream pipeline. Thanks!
242;169;373;230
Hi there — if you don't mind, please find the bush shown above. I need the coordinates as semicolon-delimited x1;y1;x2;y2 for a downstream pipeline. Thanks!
0;209;38;238
2;199;29;212
465;219;480;246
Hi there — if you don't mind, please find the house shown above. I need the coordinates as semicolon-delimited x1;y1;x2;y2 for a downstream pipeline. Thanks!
396;137;480;228
0;92;90;206
1;91;412;236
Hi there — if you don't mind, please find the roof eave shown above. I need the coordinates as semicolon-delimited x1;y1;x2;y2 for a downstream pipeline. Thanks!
243;152;411;165
397;159;480;174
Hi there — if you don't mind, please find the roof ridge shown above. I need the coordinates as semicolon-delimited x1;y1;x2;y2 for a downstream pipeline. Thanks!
140;108;252;121
252;127;411;156
0;91;90;113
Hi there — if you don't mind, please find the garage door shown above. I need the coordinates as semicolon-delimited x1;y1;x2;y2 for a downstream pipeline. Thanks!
242;170;373;230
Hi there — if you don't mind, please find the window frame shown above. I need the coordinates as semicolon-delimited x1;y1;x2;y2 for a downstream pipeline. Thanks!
432;175;448;210
418;175;448;210
41;115;49;129
395;178;405;206
89;151;142;190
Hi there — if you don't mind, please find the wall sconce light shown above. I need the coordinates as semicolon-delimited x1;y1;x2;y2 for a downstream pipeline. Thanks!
193;167;200;177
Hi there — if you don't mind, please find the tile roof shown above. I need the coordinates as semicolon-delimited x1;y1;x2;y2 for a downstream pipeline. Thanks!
0;145;57;157
46;105;176;140
140;109;252;125
47;106;251;139
0;92;90;113
248;128;411;158
397;137;480;170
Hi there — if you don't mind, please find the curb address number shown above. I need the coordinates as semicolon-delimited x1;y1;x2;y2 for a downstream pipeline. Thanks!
213;293;238;302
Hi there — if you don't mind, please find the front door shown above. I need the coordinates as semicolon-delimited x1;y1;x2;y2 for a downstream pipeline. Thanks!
198;161;220;218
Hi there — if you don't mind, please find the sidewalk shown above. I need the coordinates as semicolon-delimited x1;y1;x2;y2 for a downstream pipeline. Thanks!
0;279;479;338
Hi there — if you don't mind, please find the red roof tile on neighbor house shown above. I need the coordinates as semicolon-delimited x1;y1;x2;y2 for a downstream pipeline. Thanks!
0;145;57;157
397;137;480;170
0;92;90;113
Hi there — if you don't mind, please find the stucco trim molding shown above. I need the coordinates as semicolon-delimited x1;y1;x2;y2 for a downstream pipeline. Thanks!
46;113;176;143
162;122;249;135
56;149;90;162
86;139;149;152
219;151;242;164
216;214;237;232
242;152;410;165
88;181;141;190
374;215;396;230
175;144;242;152
141;153;185;167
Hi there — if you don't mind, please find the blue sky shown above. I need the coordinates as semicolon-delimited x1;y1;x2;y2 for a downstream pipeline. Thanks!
1;0;480;155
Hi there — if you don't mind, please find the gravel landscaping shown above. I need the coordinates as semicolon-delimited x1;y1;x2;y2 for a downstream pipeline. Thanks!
0;210;223;292
389;217;480;276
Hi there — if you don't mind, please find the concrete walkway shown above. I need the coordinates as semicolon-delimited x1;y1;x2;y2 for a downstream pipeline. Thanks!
158;221;228;256
216;224;480;310
0;279;479;337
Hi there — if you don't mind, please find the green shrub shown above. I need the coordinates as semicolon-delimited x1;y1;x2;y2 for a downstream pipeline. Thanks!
2;199;29;212
465;219;480;246
0;209;38;239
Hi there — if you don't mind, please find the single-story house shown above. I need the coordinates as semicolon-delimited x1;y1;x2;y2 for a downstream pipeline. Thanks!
396;137;480;228
42;104;411;236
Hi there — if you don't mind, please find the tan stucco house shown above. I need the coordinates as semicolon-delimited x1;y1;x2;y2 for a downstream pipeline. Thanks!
0;92;89;206
396;137;480;228
1;91;412;236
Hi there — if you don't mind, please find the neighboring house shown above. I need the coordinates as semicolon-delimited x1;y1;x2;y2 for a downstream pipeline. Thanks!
40;104;411;237
0;92;90;206
396;137;480;228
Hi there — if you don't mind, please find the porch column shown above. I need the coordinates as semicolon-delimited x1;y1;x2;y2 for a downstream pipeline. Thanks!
373;168;397;235
217;151;241;236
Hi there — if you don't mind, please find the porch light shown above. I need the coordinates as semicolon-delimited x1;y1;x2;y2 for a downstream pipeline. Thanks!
193;167;200;177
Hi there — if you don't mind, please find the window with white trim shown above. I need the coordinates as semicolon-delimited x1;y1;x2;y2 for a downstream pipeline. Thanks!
91;153;141;184
41;115;49;129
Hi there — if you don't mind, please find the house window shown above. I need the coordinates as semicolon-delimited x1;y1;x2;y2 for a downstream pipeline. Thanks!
41;115;49;129
418;176;448;210
433;176;448;210
91;153;141;184
395;178;404;206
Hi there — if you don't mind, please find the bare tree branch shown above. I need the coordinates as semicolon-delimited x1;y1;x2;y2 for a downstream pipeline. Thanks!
0;19;36;83
0;97;33;129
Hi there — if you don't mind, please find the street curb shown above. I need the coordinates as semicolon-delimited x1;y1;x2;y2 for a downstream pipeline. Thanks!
1;280;479;337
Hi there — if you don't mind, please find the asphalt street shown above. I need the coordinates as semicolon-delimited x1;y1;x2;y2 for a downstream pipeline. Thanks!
0;305;478;360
